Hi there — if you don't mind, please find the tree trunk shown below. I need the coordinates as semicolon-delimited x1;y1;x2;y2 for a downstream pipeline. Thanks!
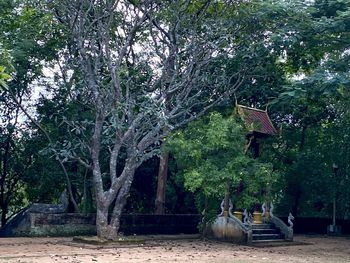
96;207;118;240
95;184;134;240
1;205;7;226
94;158;136;240
155;151;169;214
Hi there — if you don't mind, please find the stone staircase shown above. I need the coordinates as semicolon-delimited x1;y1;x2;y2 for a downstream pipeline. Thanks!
208;200;294;244
251;223;285;243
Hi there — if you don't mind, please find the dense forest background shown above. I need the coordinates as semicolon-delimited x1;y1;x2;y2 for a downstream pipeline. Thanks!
0;0;349;229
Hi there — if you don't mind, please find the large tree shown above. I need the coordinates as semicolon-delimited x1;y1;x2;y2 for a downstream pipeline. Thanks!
51;0;279;239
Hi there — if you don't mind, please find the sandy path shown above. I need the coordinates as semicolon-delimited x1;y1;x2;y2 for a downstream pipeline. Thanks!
0;235;349;263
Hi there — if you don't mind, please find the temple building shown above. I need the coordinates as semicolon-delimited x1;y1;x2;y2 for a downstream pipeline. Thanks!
237;104;278;158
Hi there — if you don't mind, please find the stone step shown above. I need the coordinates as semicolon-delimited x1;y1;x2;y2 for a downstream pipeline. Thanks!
251;223;274;229
252;233;284;241
251;238;286;243
252;228;280;235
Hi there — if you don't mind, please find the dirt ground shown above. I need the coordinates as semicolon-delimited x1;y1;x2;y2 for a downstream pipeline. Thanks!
0;235;349;263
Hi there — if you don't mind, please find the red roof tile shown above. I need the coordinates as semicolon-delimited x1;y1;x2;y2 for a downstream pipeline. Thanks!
237;105;277;136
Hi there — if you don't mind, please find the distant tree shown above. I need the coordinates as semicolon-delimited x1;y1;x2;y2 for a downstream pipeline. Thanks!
0;0;82;224
0;43;20;226
268;0;350;217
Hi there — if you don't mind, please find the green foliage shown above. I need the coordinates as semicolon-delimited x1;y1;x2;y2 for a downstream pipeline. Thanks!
0;66;11;89
168;112;248;197
0;0;71;222
0;44;13;89
236;162;279;210
266;0;350;218
168;112;279;218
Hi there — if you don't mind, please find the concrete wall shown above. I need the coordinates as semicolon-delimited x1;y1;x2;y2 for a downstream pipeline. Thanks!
0;212;200;237
29;213;96;236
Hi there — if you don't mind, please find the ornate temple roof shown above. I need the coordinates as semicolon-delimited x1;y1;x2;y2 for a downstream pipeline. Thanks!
237;104;278;136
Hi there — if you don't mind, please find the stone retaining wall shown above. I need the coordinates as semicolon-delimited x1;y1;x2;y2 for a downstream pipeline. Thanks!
0;212;200;237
